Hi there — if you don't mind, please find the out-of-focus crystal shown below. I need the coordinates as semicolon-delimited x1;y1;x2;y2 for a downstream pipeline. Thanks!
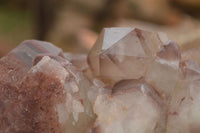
182;44;200;64
64;53;88;71
0;40;100;133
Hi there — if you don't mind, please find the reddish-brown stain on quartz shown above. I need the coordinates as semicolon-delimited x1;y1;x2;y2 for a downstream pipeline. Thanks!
1;70;67;133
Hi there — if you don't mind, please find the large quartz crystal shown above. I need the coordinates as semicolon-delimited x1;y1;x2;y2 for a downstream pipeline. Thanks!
1;27;200;133
88;28;168;82
88;28;180;100
0;40;98;133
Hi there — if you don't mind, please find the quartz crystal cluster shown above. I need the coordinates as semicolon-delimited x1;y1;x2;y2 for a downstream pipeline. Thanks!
0;40;97;133
1;27;200;133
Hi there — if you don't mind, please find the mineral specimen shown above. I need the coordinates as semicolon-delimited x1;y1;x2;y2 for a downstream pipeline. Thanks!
88;27;200;133
1;27;200;133
0;40;98;133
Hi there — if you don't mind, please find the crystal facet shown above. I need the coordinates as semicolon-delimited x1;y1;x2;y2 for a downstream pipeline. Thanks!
145;41;181;99
88;28;168;82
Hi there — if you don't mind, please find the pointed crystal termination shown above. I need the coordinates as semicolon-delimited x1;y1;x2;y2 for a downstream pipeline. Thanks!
1;56;69;133
0;40;99;133
64;53;88;71
167;60;200;133
91;78;167;133
0;40;64;125
88;27;168;82
145;41;181;100
0;40;63;86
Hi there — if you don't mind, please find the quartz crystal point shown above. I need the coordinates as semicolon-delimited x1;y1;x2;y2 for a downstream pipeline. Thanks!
91;79;167;133
64;53;89;72
0;40;63;128
0;40;62;85
145;41;181;99
88;28;168;82
0;40;98;133
167;60;200;133
63;53;94;82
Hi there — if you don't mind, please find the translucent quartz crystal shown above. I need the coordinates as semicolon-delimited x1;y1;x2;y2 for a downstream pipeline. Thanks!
88;28;168;81
0;40;99;133
167;60;200;133
63;53;95;83
64;53;88;71
91;79;167;133
145;41;181;99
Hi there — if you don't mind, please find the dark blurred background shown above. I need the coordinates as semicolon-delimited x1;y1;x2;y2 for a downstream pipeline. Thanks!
0;0;200;56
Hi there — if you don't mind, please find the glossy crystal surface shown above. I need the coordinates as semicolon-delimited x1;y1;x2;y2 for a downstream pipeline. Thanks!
88;28;168;81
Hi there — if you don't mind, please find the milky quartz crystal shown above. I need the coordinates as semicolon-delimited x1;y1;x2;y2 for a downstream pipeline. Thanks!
2;27;200;133
0;40;98;133
91;79;167;133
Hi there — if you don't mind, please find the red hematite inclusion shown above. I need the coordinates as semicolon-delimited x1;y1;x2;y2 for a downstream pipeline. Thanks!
0;40;96;133
1;27;200;133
